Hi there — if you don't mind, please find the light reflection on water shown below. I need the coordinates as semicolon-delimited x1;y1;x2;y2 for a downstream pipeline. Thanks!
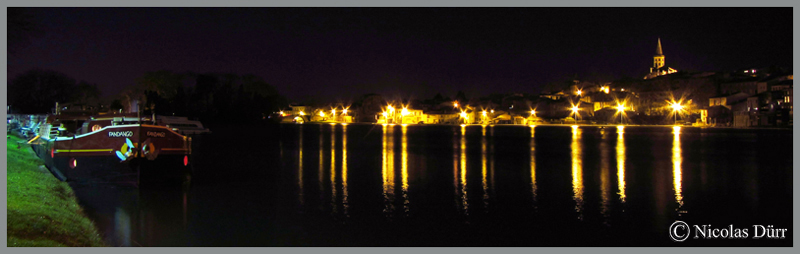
600;127;611;223
571;125;584;220
459;125;468;217
617;126;626;203
70;124;792;246
342;124;349;217
529;125;537;206
673;126;684;215
482;125;489;210
382;124;395;217
401;125;409;216
330;124;337;214
298;125;303;205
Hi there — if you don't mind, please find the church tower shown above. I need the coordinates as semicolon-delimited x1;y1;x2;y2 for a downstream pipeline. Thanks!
653;38;665;69
645;38;677;79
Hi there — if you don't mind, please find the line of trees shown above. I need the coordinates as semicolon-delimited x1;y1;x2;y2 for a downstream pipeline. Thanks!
120;70;288;124
8;68;288;124
8;69;101;114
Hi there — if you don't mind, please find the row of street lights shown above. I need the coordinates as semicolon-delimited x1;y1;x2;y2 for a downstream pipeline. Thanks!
380;99;684;125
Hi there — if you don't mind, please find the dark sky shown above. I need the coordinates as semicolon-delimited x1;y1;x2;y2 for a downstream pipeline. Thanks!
7;7;793;103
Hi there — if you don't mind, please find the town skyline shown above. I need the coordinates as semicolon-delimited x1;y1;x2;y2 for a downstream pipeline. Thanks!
8;8;792;104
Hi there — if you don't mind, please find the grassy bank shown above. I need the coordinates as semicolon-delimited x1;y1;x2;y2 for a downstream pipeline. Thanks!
6;135;105;247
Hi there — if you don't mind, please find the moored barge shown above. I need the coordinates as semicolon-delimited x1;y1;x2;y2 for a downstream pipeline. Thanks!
29;112;192;186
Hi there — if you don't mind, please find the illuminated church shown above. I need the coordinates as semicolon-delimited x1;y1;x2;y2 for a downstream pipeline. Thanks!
644;38;678;79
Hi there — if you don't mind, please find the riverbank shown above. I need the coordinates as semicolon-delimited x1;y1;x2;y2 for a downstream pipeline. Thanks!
6;134;105;247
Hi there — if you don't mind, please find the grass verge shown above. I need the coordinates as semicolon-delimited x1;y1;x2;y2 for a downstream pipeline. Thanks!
7;134;105;247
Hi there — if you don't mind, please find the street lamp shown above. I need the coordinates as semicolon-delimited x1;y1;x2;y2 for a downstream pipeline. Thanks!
671;102;683;124
616;104;625;124
454;101;459;108
571;105;580;121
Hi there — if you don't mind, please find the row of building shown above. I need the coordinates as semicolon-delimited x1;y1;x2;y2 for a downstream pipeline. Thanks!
279;39;791;127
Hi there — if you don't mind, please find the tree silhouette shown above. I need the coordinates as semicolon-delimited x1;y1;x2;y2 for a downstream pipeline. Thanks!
9;69;79;114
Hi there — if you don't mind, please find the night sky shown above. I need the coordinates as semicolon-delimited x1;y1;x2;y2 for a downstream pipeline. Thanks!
7;7;793;103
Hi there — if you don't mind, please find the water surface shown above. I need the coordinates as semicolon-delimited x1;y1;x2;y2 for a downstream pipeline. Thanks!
70;123;793;246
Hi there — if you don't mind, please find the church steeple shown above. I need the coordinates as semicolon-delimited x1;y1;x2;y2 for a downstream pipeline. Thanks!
645;38;677;79
655;38;663;56
653;38;665;69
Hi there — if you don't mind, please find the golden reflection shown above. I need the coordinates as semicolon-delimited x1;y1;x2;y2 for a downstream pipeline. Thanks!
571;125;584;220
342;124;348;217
382;124;395;216
298;125;304;205
330;124;337;214
616;126;626;203
673;126;684;211
600;128;611;221
530;125;537;204
401;125;409;215
482;125;488;210
460;125;468;216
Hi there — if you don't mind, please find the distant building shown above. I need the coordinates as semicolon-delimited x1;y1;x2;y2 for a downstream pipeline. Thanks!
644;38;678;79
424;111;459;124
709;92;751;110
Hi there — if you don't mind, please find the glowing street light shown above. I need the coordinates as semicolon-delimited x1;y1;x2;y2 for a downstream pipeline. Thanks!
299;111;305;116
279;111;285;117
616;104;626;124
387;105;394;112
490;109;494;114
671;102;683;124
342;108;348;115
671;102;683;111
319;111;325;117
571;105;580;121
530;109;536;116
454;101;459;108
401;108;410;116
576;90;583;96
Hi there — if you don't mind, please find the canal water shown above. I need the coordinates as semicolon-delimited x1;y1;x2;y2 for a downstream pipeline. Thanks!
69;123;792;246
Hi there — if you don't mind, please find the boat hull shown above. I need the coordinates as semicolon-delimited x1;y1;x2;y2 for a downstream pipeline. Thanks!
31;124;192;186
